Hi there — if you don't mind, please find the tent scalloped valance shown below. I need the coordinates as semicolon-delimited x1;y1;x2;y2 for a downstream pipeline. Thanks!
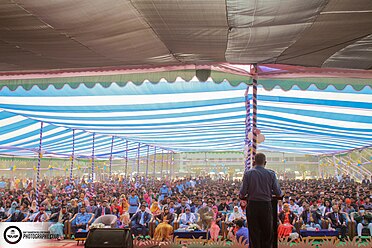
0;69;371;92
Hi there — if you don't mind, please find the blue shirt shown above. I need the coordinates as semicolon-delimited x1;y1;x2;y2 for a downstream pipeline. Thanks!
236;227;249;244
240;166;282;202
76;213;91;225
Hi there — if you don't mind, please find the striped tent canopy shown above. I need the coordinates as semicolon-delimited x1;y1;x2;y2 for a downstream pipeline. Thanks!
0;79;371;158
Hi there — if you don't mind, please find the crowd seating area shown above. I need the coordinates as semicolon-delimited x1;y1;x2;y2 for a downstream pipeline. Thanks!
0;175;371;244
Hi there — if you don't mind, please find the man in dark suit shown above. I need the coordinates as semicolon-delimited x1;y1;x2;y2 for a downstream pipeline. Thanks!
326;205;347;241
130;204;151;237
94;200;111;218
240;153;282;248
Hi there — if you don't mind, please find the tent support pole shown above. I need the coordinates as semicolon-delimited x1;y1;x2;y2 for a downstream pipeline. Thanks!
146;145;149;181
91;133;95;182
244;84;251;171
69;129;75;182
153;147;157;181
161;150;164;179
35;121;43;205
109;136;114;181
252;64;258;162
125;140;128;181
137;143;140;182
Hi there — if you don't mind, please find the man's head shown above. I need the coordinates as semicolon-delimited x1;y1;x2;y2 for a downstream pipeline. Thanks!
140;204;146;212
254;153;266;167
332;205;339;213
235;219;244;228
359;205;365;214
80;206;86;214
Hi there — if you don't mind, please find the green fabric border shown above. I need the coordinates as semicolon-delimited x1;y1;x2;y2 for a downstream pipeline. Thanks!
0;69;371;91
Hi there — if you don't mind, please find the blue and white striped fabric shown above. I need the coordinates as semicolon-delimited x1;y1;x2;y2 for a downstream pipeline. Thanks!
0;79;371;158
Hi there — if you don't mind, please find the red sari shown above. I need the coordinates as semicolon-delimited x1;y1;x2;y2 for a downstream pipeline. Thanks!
278;212;293;238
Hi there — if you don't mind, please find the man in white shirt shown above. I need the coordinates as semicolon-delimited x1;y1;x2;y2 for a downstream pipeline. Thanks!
289;199;299;214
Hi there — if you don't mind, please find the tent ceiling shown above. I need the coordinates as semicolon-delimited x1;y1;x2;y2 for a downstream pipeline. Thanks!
0;81;371;157
0;0;371;72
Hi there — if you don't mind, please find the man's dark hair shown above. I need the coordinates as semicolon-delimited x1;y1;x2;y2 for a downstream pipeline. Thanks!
235;219;244;228
254;153;266;166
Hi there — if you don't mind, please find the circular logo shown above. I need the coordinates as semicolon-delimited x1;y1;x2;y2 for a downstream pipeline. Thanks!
3;226;22;244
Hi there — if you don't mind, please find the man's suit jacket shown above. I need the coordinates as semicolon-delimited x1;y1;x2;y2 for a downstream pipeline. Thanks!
131;211;151;226
94;206;111;218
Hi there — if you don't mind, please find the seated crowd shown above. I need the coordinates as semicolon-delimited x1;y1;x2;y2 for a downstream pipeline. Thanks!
0;174;371;243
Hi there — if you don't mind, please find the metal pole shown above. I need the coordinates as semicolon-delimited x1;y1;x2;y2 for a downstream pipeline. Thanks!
244;85;252;171
137;143;140;182
91;133;95;181
252;64;258;162
167;150;170;179
161;150;164;179
109;136;114;181
171;152;174;180
69;129;75;182
35;122;44;205
146;145;150;180
153;147;157;180
125;140;128;179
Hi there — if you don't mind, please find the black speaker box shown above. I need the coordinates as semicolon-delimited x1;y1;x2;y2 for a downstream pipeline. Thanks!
84;228;133;248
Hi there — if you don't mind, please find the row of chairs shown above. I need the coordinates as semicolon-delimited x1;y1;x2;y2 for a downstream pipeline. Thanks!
63;212;369;240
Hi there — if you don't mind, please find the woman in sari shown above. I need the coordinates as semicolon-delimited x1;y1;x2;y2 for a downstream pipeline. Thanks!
153;207;174;241
120;195;129;214
278;203;297;238
150;202;161;216
48;206;71;240
209;206;221;241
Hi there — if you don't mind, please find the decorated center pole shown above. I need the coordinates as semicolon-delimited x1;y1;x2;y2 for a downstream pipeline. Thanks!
69;129;75;182
244;85;252;171
35;122;44;205
251;64;258;162
109;136;114;181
